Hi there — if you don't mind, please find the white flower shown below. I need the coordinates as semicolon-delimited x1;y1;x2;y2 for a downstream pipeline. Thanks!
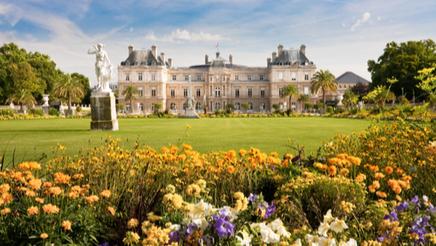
191;218;209;230
323;209;334;224
305;234;320;246
251;222;280;244
235;230;253;246
291;238;302;246
268;218;291;238
317;221;330;237
329;218;348;233
187;200;214;220
170;224;180;231
339;238;357;246
319;237;336;246
219;206;238;221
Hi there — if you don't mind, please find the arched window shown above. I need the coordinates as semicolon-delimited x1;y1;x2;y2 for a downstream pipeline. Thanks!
235;102;241;110
195;102;202;110
170;103;176;110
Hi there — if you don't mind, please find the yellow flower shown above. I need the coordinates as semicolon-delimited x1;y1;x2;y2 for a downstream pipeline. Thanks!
53;172;71;184
42;203;60;214
62;220;72;231
107;206;116;216
25;190;36;197
27;206;39;216
186;184;201;197
227;165;236;174
128;218;139;229
0;183;10;193
355;173;366;183
28;178;42;190
40;233;48;239
165;185;176;194
46;186;63;196
85;195;99;204
18;162;41;171
0;207;11;216
340;201;355;214
123;231;140;245
100;189;111;198
35;197;44;204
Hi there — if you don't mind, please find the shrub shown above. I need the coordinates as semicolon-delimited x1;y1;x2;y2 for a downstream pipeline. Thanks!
29;108;44;116
0;109;14;117
48;108;59;116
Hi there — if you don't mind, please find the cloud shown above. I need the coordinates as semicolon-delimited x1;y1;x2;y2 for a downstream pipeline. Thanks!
145;29;228;43
350;12;371;31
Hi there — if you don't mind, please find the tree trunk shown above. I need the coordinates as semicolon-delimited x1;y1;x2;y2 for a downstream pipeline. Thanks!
289;96;292;112
322;89;326;114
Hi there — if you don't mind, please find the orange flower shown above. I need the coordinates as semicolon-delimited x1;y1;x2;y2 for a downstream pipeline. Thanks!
35;197;44;204
339;168;350;177
42;182;53;188
28;178;42;190
18;162;41;171
376;191;387;198
328;165;337;177
27;206;39;216
385;166;394;175
42;204;60;214
355;173;366;183
25;190;36;197
0;184;10;193
85;195;99;204
1;207;11;215
107;206;116;216
375;172;385;180
0;192;13;205
62;220;72;231
46;187;63;196
227;165;236;174
40;233;48;239
100;189;111;199
53;172;71;184
392;185;402;194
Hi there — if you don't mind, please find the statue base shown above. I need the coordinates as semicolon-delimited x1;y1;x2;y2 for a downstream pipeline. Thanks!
90;91;119;131
181;109;200;118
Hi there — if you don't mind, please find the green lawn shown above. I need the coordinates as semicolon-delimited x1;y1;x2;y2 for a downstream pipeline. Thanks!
0;117;370;165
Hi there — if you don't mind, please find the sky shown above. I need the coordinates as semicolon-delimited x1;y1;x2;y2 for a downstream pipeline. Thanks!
0;0;435;85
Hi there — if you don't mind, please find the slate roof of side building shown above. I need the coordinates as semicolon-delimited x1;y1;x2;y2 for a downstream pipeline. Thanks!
336;71;371;84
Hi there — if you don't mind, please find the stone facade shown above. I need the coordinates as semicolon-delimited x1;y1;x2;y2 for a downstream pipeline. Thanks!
118;44;318;114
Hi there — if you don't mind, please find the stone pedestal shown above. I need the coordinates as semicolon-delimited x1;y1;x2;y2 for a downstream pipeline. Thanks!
182;109;200;118
90;91;118;131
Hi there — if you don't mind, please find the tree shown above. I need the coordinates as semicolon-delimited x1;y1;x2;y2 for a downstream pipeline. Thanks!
368;39;436;101
152;103;162;114
310;69;337;112
342;90;358;110
415;64;436;110
297;94;310;112
241;103;249;112
364;86;395;109
8;62;44;112
71;73;91;105
351;82;370;99
122;85;138;113
281;84;299;112
53;74;85;116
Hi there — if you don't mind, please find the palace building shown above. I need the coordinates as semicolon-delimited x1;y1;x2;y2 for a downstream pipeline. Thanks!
117;44;319;114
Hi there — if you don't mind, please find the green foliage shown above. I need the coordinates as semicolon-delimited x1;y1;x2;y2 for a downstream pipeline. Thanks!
53;74;85;116
281;84;299;112
122;85;139;113
0;109;14;117
368;39;436;101
311;70;337;112
342;90;358;109
28;108;44;116
48;108;60;116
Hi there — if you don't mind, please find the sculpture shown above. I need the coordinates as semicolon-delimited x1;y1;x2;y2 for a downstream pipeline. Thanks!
88;43;112;92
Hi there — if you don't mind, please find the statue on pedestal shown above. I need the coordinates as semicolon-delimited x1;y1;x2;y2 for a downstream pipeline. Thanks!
88;43;118;130
87;43;112;92
182;75;199;118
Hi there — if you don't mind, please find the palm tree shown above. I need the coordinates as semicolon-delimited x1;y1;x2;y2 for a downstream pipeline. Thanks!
311;70;337;113
281;84;299;112
8;89;36;113
53;74;85;116
297;94;310;112
122;85;138;113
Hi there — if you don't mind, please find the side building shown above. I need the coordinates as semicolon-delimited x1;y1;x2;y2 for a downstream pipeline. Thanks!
117;44;317;114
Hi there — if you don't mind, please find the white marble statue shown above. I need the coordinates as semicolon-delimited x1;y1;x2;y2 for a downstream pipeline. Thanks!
88;43;112;92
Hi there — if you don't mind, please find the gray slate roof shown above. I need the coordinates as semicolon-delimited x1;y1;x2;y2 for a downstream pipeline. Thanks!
271;49;311;65
120;50;167;66
336;71;370;84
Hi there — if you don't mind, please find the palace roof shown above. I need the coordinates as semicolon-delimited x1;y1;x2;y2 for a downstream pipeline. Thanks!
336;71;370;84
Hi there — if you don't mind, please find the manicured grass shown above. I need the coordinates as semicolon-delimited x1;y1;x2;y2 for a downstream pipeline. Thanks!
0;117;370;165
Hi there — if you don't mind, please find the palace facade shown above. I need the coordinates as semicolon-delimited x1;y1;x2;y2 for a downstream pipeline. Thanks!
117;44;318;114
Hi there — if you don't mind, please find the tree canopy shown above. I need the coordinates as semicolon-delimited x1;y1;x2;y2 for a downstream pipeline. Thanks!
367;39;436;101
0;43;90;105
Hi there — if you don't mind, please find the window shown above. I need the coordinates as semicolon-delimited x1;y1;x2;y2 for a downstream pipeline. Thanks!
172;75;177;81
151;89;156;97
235;102;241;110
260;88;265;98
304;86;310;95
151;74;156;81
278;72;283;80
279;88;284;97
248;75;252;81
139;103;144;111
304;73;309;81
235;89;240;98
170;89;175;97
184;88;188;97
197;74;202;81
215;87;221;97
138;88;144;97
248;102;253;110
260;103;266;111
260;75;265;81
235;75;239;81
185;75;189;81
195;102;202;110
291;72;296;81
209;76;213;82
126;73;130;81
196;89;201;97
215;102;221;110
138;72;143;81
248;88;252;98
170;103;176;110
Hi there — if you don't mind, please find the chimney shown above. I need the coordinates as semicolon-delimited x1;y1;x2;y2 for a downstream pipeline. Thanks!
128;45;133;55
167;58;172;67
229;54;233;65
205;54;209;64
267;58;271;66
277;44;284;55
151;45;157;57
272;52;277;61
160;52;165;63
300;44;306;55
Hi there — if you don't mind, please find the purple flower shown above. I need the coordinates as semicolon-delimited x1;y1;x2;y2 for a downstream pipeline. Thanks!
411;196;420;205
169;231;180;243
264;203;276;219
213;215;235;238
248;193;258;203
384;211;398;221
395;201;409;212
186;223;198;235
200;235;214;246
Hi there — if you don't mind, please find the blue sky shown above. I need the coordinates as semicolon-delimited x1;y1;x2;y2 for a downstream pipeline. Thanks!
1;0;435;84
